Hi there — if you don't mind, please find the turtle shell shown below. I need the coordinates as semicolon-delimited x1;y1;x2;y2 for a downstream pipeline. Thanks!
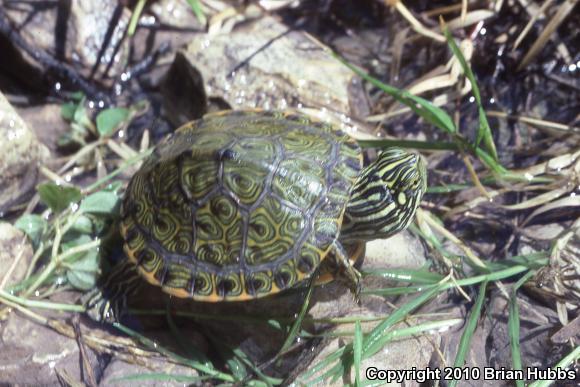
120;110;362;301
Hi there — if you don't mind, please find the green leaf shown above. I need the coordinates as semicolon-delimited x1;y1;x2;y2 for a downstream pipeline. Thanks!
37;183;82;213
103;181;123;193
60;234;100;291
70;91;85;101
61;233;92;251
61;102;77;121
70;214;94;234
14;214;47;247
80;190;120;215
96;107;130;137
73;102;93;130
66;247;99;290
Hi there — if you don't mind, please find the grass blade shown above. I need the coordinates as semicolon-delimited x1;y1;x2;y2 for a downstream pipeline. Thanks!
354;320;363;387
449;281;488;387
186;0;207;25
333;51;505;175
528;345;580;387
128;0;148;36
363;282;447;357
441;20;498;161
332;53;456;135
278;274;315;354
509;270;536;387
362;268;445;285
111;372;207;384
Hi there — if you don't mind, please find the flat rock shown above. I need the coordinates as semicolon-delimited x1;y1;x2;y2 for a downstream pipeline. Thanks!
162;15;366;126
0;313;100;385
0;91;49;213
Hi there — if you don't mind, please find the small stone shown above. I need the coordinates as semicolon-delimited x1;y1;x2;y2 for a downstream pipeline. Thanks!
0;222;33;288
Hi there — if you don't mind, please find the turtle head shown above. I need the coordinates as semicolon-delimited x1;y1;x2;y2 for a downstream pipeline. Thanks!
341;148;427;242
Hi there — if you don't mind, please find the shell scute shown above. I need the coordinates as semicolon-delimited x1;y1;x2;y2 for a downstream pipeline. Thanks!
180;158;219;201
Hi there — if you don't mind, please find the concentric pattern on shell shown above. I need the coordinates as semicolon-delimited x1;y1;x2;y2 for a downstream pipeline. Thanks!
121;110;362;301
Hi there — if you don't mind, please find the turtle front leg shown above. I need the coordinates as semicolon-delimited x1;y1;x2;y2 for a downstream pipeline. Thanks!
329;241;362;302
81;259;141;323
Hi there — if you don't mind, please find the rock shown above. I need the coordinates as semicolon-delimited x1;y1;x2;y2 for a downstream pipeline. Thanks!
0;91;49;213
99;357;200;386
162;16;367;126
0;313;101;385
15;103;70;152
365;232;426;269
3;0;130;87
0;222;33;288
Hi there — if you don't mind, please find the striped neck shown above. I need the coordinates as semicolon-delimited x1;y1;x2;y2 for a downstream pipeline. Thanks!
340;148;426;242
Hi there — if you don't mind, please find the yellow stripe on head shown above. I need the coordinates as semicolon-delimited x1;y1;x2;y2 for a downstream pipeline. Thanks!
341;147;427;242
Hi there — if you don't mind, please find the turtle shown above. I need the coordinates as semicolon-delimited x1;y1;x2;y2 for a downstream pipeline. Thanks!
86;110;426;320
